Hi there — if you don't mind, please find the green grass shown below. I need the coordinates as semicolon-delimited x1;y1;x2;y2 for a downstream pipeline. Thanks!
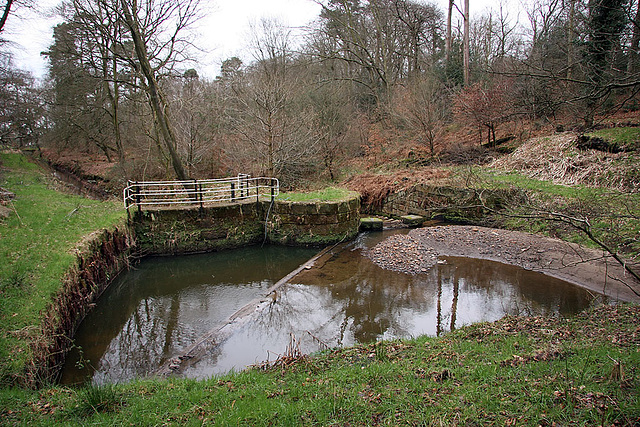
587;127;640;150
0;153;125;385
0;304;637;425
277;186;358;202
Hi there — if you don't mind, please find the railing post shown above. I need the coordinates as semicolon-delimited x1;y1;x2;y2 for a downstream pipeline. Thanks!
198;181;204;211
271;179;275;203
135;182;141;213
231;182;235;201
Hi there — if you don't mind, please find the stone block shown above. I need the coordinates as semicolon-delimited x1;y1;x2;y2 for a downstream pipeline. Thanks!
317;202;339;215
401;214;425;226
359;217;383;231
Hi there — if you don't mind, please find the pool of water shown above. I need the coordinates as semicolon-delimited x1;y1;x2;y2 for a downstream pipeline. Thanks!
60;244;318;385
61;229;602;384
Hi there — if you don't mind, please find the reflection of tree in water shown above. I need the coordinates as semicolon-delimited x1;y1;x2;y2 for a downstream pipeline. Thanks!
93;293;200;384
65;245;317;384
437;257;596;319
294;247;438;344
65;235;599;384
291;247;597;346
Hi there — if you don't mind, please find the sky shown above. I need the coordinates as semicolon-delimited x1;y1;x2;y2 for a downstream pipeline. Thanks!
3;0;503;80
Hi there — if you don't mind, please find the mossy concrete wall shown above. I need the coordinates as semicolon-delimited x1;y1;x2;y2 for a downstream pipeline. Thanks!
267;197;361;245
131;196;361;254
131;202;266;255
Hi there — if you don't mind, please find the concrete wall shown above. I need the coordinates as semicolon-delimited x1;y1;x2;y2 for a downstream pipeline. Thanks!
131;202;266;255
267;197;361;245
131;196;361;254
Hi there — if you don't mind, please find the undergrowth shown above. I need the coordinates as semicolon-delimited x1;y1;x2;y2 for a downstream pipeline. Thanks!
483;170;640;259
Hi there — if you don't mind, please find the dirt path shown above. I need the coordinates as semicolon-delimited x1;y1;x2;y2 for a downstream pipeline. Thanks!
367;225;640;302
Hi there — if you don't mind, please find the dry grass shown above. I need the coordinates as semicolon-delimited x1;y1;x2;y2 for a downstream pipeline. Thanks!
490;132;639;192
343;168;452;210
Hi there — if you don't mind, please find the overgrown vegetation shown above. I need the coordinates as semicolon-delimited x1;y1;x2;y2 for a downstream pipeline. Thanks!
0;153;125;386
0;304;638;425
483;133;640;262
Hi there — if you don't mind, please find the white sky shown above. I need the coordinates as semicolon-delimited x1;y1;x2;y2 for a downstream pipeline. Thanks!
3;0;504;80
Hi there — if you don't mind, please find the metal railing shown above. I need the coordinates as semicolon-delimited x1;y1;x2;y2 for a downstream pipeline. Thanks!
123;174;279;211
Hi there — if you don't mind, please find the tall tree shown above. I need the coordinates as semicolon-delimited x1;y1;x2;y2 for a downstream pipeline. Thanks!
463;0;470;85
446;0;455;63
230;19;317;180
582;0;629;125
0;0;14;33
0;57;43;148
116;0;200;180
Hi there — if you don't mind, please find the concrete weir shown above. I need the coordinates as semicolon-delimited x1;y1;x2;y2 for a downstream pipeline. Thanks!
130;196;361;255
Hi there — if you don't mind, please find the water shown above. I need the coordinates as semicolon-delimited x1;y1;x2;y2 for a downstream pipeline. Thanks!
61;230;601;384
60;244;318;385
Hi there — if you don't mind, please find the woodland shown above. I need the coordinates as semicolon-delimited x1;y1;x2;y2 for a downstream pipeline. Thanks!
1;0;639;189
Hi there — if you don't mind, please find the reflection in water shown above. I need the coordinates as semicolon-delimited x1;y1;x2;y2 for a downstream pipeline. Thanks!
181;230;600;379
60;245;318;385
62;230;602;384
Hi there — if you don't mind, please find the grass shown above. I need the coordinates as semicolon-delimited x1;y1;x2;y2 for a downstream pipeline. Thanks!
0;152;125;385
277;186;358;202
0;304;638;425
587;127;640;150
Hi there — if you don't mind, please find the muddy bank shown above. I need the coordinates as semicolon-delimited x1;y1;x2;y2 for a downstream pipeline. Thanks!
367;225;640;302
25;226;135;387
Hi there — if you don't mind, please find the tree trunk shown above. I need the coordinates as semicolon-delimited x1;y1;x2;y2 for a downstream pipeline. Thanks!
567;0;576;79
120;0;188;180
628;0;640;74
0;0;14;33
463;0;470;85
446;0;454;63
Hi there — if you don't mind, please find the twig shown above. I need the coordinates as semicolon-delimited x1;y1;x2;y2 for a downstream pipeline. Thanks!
477;189;640;297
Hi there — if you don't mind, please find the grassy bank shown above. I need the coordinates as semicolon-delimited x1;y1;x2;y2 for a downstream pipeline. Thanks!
0;304;638;425
0;153;125;385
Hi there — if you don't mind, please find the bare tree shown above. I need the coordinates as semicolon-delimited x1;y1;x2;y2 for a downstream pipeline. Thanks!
0;0;14;33
229;19;318;181
314;0;443;103
391;73;449;155
0;57;43;148
463;0;470;85
116;0;201;180
453;78;514;145
446;0;455;63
